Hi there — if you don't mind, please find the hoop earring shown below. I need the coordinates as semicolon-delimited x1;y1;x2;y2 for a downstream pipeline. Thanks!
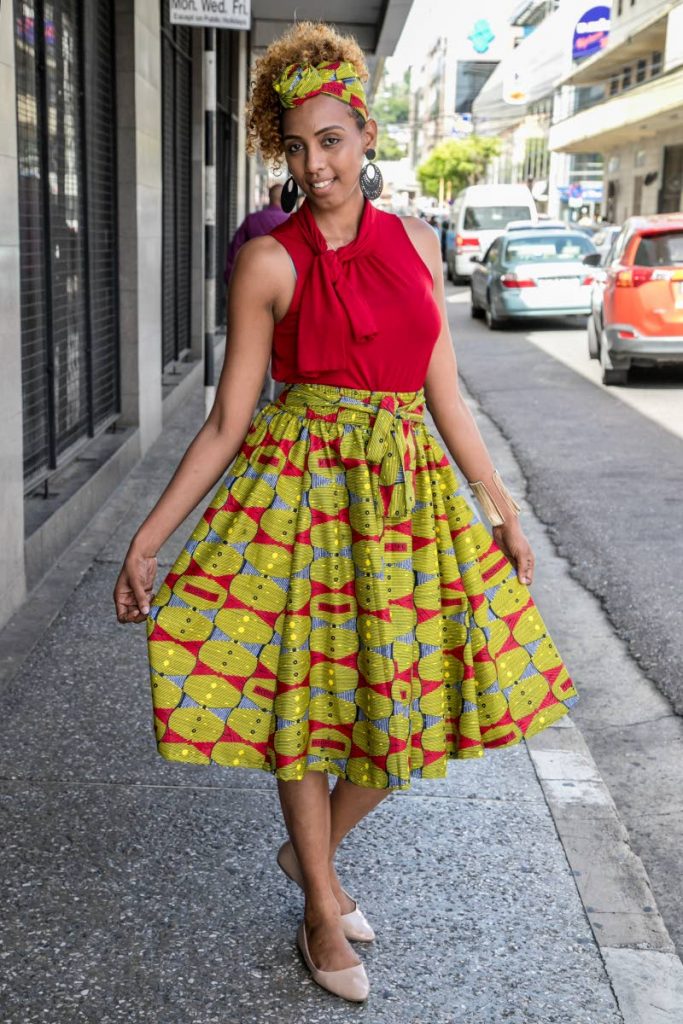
281;176;299;212
360;148;383;200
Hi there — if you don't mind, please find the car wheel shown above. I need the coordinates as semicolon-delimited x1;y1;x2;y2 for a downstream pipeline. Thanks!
470;289;484;319
599;331;628;385
485;294;504;330
587;316;600;360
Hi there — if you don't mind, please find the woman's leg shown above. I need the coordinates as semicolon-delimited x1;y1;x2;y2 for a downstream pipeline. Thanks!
277;772;361;972
280;778;392;911
326;778;392;909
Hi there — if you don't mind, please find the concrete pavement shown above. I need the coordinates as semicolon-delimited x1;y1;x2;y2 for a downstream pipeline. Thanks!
1;357;680;1022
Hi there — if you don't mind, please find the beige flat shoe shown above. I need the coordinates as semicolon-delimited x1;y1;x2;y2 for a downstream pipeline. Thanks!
277;841;376;942
296;919;370;1002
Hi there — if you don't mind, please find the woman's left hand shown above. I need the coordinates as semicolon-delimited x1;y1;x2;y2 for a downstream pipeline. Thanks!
492;519;535;586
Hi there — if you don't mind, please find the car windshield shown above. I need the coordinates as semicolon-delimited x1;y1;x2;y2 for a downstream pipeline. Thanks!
463;206;530;230
634;232;683;267
503;234;595;264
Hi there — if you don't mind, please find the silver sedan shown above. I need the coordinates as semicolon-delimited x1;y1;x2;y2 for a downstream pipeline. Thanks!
470;230;599;329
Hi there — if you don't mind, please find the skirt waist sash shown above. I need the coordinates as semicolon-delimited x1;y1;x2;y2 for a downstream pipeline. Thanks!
274;382;426;522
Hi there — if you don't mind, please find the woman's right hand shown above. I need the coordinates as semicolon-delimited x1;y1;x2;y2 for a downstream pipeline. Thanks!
113;545;158;624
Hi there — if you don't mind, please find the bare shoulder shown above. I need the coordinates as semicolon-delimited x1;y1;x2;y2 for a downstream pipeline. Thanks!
396;214;441;278
398;214;439;240
233;233;292;281
230;233;295;308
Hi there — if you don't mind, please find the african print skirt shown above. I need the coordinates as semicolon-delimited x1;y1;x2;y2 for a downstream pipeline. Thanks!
146;382;579;790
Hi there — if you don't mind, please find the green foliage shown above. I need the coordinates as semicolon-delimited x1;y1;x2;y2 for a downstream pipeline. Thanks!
377;135;406;161
372;67;410;126
416;136;502;198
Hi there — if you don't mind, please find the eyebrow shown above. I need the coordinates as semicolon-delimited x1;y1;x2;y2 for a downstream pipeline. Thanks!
282;124;346;140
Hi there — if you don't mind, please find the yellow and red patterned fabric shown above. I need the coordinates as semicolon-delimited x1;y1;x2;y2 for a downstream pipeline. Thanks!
146;383;579;791
272;60;369;122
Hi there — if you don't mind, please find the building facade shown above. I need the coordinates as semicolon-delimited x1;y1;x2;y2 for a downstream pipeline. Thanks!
408;2;520;172
472;0;606;219
549;0;683;223
0;0;412;630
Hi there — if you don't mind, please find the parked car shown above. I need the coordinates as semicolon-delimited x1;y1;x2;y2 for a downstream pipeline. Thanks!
470;229;598;329
445;184;537;283
582;213;683;385
585;229;621;363
507;219;569;232
590;224;620;259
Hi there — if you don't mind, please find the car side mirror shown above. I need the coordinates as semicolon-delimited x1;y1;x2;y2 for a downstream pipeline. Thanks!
470;255;482;264
582;252;601;266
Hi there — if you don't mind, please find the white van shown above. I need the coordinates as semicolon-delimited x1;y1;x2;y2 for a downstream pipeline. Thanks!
446;184;538;282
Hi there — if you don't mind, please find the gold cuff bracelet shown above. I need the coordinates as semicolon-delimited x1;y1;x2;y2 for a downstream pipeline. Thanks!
468;469;522;527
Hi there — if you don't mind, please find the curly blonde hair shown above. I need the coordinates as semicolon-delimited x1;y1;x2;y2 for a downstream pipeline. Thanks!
246;20;370;168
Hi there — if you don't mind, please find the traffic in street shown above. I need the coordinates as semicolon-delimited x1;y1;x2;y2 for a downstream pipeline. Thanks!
445;279;683;962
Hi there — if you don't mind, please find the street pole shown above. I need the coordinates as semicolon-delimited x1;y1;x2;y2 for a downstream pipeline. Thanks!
203;28;216;418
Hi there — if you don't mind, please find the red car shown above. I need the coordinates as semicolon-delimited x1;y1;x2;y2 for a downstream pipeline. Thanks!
584;214;683;385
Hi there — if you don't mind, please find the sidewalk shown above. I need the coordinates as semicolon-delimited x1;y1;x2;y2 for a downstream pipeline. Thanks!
0;368;680;1023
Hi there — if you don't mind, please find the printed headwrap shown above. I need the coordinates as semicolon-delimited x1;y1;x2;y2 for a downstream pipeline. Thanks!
272;59;369;121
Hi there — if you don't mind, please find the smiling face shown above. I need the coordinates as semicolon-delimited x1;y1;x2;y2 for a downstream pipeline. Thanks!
281;94;377;207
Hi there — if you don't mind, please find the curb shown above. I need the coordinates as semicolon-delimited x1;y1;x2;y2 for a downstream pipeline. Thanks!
527;719;683;1022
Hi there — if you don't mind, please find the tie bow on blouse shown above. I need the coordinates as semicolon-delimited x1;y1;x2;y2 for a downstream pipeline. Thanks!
295;198;379;375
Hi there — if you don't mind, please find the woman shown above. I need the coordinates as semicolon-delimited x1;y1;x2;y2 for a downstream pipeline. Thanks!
113;21;579;1005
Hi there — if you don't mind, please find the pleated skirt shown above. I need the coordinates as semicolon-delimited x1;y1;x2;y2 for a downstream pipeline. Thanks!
146;382;579;790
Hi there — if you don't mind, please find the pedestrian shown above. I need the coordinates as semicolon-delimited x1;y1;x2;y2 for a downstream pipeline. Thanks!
113;19;579;1006
224;182;291;284
441;217;449;262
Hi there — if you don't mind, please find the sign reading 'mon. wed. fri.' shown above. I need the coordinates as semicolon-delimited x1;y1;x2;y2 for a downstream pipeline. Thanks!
170;0;251;30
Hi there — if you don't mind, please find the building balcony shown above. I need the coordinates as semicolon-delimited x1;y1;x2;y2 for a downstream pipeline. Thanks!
549;65;683;153
560;3;670;88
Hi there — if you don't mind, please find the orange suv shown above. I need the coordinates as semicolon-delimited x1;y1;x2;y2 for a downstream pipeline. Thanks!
584;213;683;385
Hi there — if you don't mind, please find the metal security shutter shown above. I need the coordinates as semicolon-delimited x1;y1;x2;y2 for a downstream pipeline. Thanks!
14;0;119;492
82;0;120;427
160;6;193;366
15;3;50;483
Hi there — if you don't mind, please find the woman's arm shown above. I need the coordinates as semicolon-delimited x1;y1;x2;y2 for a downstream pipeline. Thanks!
403;218;535;585
113;235;292;622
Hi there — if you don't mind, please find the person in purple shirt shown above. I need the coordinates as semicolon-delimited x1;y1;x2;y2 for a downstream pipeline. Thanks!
224;183;291;283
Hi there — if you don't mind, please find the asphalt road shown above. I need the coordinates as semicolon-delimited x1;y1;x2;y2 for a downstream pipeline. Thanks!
446;286;683;713
445;281;683;958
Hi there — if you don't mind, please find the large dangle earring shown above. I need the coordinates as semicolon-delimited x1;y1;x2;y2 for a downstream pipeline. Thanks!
280;175;299;212
359;148;383;200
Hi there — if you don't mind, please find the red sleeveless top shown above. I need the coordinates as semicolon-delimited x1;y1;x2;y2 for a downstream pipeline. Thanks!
269;197;442;391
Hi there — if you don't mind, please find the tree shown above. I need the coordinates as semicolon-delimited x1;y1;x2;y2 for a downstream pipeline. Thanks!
416;136;502;198
372;65;410;162
377;135;406;161
372;66;410;125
